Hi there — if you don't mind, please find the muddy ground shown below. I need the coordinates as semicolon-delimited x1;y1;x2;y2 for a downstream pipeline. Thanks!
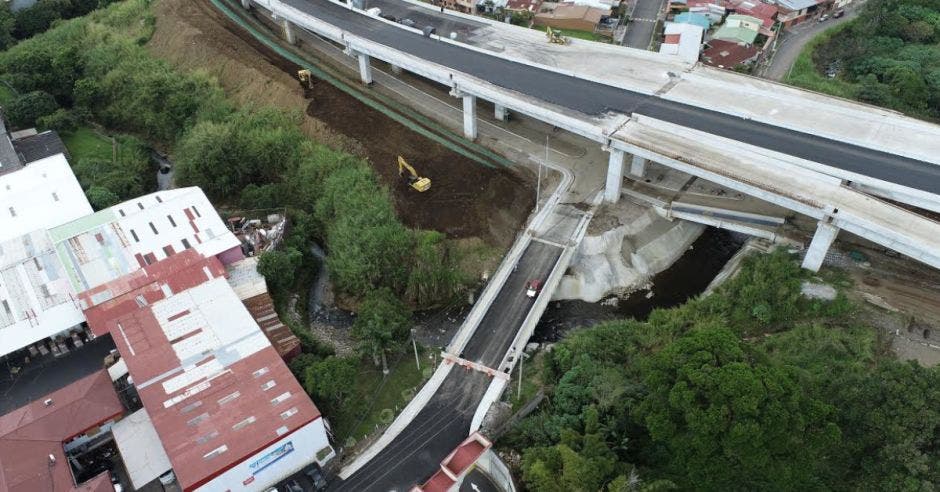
147;0;533;245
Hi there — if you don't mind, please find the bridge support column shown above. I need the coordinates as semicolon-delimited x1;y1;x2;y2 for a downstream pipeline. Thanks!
629;155;648;178
357;53;373;85
802;220;840;272
240;0;250;8
282;19;296;45
462;94;478;140
605;148;625;203
494;104;507;122
389;64;403;75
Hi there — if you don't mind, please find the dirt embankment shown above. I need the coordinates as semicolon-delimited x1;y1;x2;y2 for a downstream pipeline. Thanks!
146;0;533;245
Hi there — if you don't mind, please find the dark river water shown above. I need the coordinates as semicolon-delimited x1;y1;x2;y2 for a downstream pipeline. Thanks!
531;228;746;343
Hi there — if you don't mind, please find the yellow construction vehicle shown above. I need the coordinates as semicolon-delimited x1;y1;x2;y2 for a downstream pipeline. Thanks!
397;156;431;192
298;69;315;89
546;26;568;45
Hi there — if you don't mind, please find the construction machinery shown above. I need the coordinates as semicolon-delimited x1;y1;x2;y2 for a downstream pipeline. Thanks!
546;26;568;45
298;69;315;89
397;156;431;192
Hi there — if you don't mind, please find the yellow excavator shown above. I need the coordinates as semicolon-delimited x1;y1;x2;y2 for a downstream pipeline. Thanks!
397;156;431;192
546;26;568;45
298;69;315;89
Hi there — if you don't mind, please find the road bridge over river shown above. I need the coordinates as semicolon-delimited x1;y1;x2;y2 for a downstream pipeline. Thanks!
225;0;940;487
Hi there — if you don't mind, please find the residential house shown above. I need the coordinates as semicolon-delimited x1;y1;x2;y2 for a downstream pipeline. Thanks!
774;0;818;27
712;14;761;44
534;3;607;31
505;0;543;13
674;11;712;30
727;0;777;35
703;38;760;67
660;22;705;63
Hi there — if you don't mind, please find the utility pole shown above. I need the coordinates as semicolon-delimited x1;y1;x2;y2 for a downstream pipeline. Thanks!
411;328;421;371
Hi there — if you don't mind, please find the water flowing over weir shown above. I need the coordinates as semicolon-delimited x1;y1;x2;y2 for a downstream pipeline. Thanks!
533;228;746;343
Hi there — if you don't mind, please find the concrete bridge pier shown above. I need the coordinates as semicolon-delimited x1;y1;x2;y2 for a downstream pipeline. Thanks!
494;104;508;122
630;155;648;178
282;19;297;45
240;0;251;8
390;64;403;75
357;52;374;85
802;219;840;272
605;148;625;202
462;94;478;140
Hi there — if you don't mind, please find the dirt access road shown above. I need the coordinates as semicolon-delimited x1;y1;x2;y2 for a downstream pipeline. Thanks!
147;0;533;246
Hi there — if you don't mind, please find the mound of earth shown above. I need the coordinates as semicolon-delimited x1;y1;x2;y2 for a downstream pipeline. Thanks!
147;0;533;246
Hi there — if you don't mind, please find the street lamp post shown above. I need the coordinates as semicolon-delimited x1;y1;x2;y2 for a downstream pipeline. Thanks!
411;328;421;371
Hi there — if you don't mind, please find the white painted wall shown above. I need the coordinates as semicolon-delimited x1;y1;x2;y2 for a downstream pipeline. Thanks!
194;418;334;492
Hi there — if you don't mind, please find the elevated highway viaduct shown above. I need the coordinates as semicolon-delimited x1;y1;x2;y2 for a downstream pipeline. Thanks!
243;0;940;272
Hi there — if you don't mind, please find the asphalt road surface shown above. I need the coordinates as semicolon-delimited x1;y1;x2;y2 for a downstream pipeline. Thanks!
283;0;940;195
622;0;663;49
333;242;561;491
762;7;862;81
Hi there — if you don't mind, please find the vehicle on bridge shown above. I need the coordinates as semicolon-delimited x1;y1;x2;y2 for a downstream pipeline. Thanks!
397;156;431;192
526;279;542;298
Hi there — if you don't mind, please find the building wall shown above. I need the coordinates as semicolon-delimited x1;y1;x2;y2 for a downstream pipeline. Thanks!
193;418;335;492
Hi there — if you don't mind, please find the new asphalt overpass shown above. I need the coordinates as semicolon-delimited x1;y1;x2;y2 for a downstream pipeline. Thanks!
244;0;940;272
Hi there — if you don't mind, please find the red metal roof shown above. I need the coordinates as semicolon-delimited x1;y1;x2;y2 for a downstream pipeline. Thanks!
416;433;491;492
506;0;542;11
82;251;320;491
703;39;760;67
0;370;123;492
727;0;777;26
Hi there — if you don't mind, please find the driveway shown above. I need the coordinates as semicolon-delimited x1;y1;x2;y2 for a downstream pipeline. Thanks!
761;4;863;81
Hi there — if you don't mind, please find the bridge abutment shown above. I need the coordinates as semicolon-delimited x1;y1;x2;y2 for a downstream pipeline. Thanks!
357;52;374;85
802;220;840;272
630;155;648;178
605;148;625;202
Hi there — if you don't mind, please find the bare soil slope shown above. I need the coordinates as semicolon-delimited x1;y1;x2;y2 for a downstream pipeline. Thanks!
147;0;533;245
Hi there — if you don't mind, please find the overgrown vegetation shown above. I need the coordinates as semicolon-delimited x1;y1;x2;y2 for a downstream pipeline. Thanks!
0;0;460;443
789;0;940;120
506;251;940;490
0;0;115;51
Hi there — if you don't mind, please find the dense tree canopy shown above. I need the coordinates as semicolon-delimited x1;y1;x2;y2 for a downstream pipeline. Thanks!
508;252;940;491
813;0;940;119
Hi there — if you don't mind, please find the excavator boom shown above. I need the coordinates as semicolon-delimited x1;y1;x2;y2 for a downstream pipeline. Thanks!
397;156;431;192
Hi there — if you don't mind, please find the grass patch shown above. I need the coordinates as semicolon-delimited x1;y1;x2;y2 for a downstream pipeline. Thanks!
784;23;858;98
332;349;431;445
62;126;114;163
536;26;610;42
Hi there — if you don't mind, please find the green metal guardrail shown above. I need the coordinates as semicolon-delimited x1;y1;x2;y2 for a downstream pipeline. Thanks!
212;0;515;169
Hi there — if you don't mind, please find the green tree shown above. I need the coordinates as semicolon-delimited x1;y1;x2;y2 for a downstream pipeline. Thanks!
833;361;940;490
0;4;15;50
303;356;357;415
637;326;841;489
5;90;58;128
405;230;460;306
351;288;411;374
37;108;78;132
85;185;119;210
257;247;303;293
